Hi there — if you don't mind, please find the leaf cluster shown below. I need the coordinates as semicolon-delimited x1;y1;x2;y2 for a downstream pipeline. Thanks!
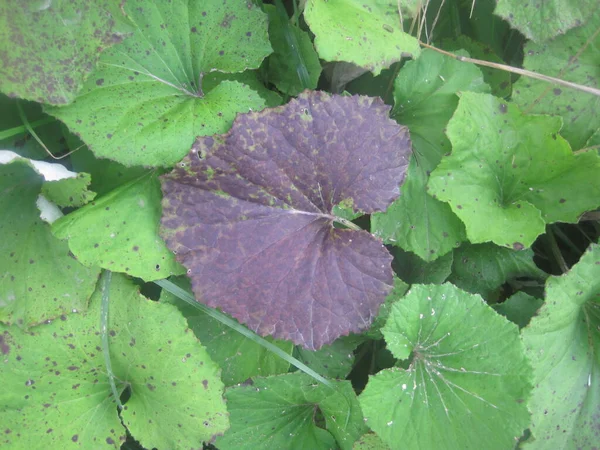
1;1;600;449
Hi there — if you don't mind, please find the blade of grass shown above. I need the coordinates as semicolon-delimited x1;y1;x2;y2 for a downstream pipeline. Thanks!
154;278;334;388
0;116;55;140
100;270;124;410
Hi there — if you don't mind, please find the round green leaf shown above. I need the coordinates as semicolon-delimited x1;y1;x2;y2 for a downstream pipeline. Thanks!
512;13;600;150
216;373;366;450
360;283;532;450
304;0;421;75
53;172;185;281
494;0;596;42
0;155;99;327
0;0;130;104
0;273;228;449
46;0;271;167
522;243;600;449
428;92;600;249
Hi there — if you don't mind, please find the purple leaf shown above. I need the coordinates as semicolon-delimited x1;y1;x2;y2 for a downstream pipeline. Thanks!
160;91;411;349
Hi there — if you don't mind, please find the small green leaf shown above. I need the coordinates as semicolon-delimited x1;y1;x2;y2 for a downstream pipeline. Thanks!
512;13;600;150
0;273;228;449
494;0;595;42
53;172;185;281
0;154;99;327
0;0;130;104
296;334;365;379
372;49;489;261
522;243;600;449
304;0;421;75
359;284;532;450
428;92;600;249
391;247;454;285
216;373;367;450
42;172;95;207
46;0;271;167
161;277;293;386
448;243;547;302
264;4;322;95
494;292;543;329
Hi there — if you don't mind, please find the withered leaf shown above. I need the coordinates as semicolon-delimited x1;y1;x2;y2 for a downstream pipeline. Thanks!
160;91;411;350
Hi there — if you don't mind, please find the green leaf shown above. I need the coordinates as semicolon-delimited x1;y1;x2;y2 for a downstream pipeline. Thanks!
0;273;228;449
264;4;322;96
46;0;271;167
494;0;596;42
296;334;365;380
359;283;532;450
353;433;389;450
41;172;96;208
216;373;366;450
203;70;283;107
522;243;600;449
448;242;547;302
53;172;185;281
68;144;148;197
372;49;489;260
161;277;293;386
512;13;600;150
303;0;421;75
391;247;454;285
428;92;600;249
0;0;130;104
0;154;99;327
494;292;543;329
440;36;511;97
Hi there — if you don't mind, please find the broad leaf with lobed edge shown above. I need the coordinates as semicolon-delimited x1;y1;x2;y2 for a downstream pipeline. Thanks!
215;373;366;450
46;0;272;167
522;243;600;449
160;91;411;350
0;153;99;327
0;274;228;450
359;283;532;450
428;92;600;249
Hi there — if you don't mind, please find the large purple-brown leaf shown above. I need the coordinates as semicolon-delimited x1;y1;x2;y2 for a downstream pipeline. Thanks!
160;91;411;350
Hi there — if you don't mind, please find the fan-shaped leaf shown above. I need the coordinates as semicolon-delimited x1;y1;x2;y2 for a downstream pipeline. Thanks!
215;373;366;450
428;92;600;249
0;273;228;449
46;0;272;167
160;91;411;349
359;283;532;450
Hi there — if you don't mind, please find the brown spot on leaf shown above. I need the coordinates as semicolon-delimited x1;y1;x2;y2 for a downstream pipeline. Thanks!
553;88;562;95
499;103;507;114
512;242;524;250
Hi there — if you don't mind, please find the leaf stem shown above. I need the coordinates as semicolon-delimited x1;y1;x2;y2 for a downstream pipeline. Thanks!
333;217;362;231
419;42;600;98
100;271;124;410
546;226;569;274
154;278;334;388
16;101;81;160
